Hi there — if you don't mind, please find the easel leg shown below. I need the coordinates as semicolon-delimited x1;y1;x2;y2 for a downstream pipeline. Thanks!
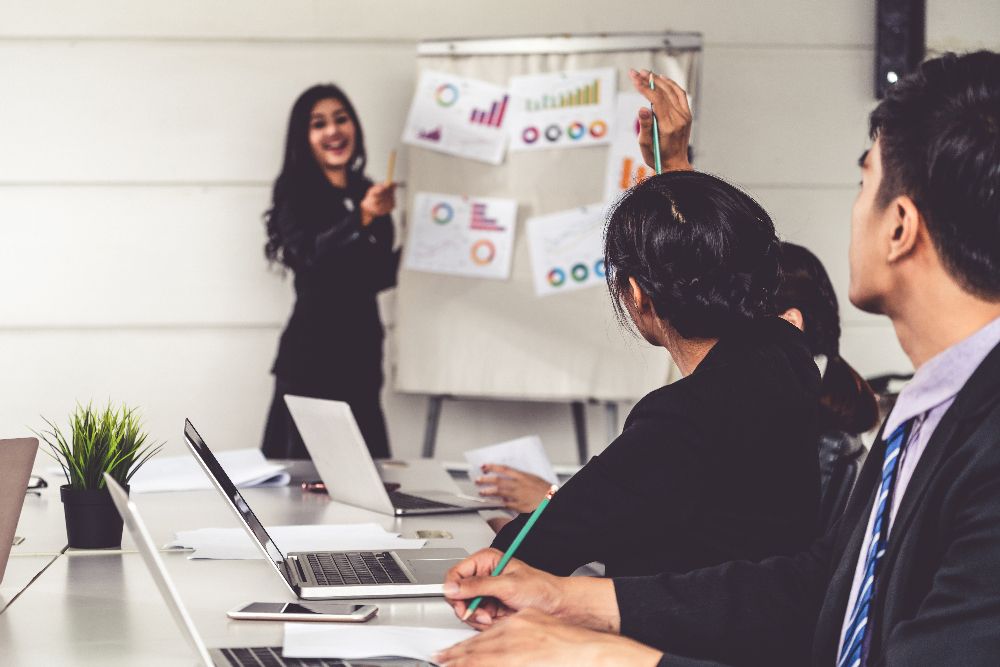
571;401;588;465
422;395;444;458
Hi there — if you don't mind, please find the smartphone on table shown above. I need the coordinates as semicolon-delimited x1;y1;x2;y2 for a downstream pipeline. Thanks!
228;601;377;622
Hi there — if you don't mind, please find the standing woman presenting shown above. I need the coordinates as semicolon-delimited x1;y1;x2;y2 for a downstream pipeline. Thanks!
261;84;399;460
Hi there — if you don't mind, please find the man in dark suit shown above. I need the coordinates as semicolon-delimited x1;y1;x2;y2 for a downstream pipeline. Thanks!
434;50;1000;667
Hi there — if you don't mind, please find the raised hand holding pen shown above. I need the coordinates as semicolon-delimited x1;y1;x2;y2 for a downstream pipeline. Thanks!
628;68;694;172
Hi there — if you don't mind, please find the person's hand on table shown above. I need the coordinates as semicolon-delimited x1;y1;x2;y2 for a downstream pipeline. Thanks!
474;464;551;513
628;68;694;173
360;181;396;227
434;608;664;667
442;548;621;633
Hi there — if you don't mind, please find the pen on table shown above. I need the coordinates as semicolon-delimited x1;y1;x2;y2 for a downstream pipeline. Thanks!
461;484;558;621
649;73;662;174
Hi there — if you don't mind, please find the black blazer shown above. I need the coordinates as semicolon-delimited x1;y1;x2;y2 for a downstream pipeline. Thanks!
271;176;399;392
492;317;822;578
615;338;1000;667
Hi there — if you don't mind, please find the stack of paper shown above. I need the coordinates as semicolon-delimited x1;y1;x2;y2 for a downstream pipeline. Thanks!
283;623;475;662
117;448;289;493
464;435;559;485
166;523;426;560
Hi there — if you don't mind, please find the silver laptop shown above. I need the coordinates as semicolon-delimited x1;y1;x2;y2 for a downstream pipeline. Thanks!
183;419;466;599
1;438;38;584
104;474;430;667
284;396;502;516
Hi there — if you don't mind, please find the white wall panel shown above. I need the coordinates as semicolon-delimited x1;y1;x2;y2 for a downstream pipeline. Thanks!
0;0;874;47
697;47;876;187
0;186;291;326
928;0;1000;52
0;328;280;458
753;185;882;327
841;324;912;378
0;42;415;183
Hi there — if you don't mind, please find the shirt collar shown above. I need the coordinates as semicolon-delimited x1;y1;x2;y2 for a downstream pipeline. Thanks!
884;315;1000;436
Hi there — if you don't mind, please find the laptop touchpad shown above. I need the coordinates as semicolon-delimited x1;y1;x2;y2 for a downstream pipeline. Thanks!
405;556;464;583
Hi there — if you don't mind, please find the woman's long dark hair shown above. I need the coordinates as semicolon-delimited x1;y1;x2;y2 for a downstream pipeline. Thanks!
775;243;879;435
604;171;782;340
264;84;368;267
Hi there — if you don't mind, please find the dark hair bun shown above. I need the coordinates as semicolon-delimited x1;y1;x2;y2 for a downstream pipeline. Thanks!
605;171;781;339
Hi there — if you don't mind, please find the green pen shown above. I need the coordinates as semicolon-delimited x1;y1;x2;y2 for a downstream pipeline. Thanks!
650;72;662;174
461;485;558;621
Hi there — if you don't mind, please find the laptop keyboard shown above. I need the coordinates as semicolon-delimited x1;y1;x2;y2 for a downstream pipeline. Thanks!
221;646;345;666
390;491;457;511
306;552;412;586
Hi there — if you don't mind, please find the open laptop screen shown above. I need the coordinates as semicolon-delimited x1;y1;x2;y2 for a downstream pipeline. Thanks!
182;420;289;582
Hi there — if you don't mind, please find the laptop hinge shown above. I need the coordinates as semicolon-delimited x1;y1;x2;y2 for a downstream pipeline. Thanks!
286;555;309;586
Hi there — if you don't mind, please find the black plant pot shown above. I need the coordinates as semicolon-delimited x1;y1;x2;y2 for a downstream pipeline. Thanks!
60;484;128;549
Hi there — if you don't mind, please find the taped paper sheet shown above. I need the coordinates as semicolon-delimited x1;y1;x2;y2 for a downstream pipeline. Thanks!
526;204;607;297
404;192;517;280
402;70;510;165
507;68;616;152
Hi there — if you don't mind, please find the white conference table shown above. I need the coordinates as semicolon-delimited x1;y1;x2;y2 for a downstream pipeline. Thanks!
0;458;498;665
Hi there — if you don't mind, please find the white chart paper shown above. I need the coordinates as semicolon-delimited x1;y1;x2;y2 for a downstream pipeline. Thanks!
404;192;517;280
526;204;607;297
603;91;654;203
402;70;510;165
284;624;475;662
464;435;558;486
507;68;616;152
49;448;289;493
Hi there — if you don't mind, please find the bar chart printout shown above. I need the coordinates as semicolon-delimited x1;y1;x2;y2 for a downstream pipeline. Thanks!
404;192;518;280
402;71;510;164
525;78;601;111
470;95;509;127
508;68;616;152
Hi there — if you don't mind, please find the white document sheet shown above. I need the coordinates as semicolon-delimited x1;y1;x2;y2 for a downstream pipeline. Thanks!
402;70;510;165
165;523;426;560
47;448;289;493
525;203;608;297
404;192;518;280
283;623;475;662
463;435;558;485
507;68;617;152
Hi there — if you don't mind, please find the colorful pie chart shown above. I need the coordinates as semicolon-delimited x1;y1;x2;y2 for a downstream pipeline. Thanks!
470;239;496;265
431;202;454;224
547;268;566;287
435;83;459;107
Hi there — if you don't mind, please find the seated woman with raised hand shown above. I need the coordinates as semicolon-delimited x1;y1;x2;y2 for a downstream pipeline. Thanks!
487;170;824;578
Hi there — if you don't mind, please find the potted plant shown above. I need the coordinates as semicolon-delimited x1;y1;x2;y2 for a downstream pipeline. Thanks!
36;403;163;549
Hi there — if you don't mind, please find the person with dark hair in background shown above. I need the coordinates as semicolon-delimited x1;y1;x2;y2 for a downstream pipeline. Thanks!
487;169;823;579
477;241;880;531
260;84;399;460
436;51;1000;667
776;242;880;527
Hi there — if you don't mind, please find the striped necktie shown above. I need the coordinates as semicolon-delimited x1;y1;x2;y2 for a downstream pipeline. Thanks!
837;419;913;667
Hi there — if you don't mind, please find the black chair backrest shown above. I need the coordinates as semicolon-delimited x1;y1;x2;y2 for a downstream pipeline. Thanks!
817;431;867;532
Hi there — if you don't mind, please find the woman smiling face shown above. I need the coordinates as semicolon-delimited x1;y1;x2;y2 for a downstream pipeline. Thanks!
308;98;356;181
